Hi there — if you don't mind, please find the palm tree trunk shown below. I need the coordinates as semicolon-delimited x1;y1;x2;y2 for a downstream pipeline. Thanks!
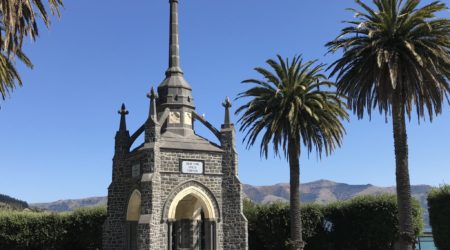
288;140;304;250
392;89;415;250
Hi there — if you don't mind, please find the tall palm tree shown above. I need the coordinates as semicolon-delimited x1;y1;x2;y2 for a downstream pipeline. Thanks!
236;55;348;250
327;0;450;249
0;0;63;100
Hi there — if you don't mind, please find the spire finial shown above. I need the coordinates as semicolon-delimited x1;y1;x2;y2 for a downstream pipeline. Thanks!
147;87;158;120
118;103;129;131
166;0;183;76
222;97;232;127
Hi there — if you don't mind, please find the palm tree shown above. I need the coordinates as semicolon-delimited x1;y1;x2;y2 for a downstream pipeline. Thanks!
326;0;450;249
0;0;63;100
235;55;348;250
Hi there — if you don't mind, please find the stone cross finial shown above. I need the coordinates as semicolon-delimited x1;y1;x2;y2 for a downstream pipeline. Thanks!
147;87;158;100
118;103;129;115
222;97;232;126
147;87;158;120
118;103;129;131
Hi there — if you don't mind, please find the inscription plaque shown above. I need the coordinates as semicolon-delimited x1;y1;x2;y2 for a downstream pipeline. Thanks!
180;160;204;174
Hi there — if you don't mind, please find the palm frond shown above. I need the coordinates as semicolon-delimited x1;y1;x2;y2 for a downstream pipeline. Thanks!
0;0;63;100
236;55;349;160
327;0;450;121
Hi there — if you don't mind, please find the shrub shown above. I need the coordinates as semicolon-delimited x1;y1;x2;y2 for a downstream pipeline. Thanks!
245;195;423;250
244;202;327;250
244;199;265;250
0;210;65;249
0;206;107;250
0;197;424;250
63;206;107;250
295;204;327;250
323;195;423;250
251;202;290;250
427;185;450;250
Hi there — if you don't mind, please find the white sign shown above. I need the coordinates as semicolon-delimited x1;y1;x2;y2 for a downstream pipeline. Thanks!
181;160;203;174
132;163;140;178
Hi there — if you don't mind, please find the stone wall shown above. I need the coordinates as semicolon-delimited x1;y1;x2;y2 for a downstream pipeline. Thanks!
158;149;225;249
104;129;248;250
160;150;223;174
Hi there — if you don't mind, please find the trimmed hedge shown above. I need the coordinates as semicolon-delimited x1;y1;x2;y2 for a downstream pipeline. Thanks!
245;195;423;250
0;206;106;250
427;185;450;250
322;195;423;250
245;201;326;250
0;196;423;250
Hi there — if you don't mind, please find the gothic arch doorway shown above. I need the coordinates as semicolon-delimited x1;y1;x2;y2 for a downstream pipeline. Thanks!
126;190;141;250
167;187;217;250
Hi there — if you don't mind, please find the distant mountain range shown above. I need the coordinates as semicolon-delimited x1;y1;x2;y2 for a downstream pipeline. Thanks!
243;179;431;207
28;179;433;227
243;179;432;227
31;196;107;212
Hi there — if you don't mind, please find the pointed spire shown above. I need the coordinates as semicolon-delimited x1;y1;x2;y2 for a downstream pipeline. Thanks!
166;0;182;76
222;97;233;128
147;87;158;120
156;0;194;137
118;103;129;131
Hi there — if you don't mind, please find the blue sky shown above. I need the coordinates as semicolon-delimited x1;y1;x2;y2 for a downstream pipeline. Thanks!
0;0;449;203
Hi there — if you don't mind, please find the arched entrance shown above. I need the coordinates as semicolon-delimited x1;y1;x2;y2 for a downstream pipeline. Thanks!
126;190;141;250
167;187;217;250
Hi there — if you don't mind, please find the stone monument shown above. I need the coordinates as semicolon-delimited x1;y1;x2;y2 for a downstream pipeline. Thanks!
102;1;248;249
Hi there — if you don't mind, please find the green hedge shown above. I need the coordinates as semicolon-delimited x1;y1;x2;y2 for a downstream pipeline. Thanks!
322;195;423;250
0;206;106;250
245;195;423;250
244;201;326;250
428;185;450;250
0;196;423;250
